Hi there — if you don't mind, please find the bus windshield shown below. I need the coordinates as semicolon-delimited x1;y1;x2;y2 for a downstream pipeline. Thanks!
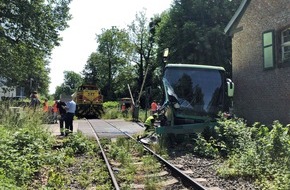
163;67;225;117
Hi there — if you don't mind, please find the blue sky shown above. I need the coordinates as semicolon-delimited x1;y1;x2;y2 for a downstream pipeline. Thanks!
49;0;173;94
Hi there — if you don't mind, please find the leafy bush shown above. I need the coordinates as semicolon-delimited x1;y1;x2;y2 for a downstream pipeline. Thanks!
213;116;252;156
102;101;125;119
102;108;120;119
215;120;290;189
103;101;119;109
190;113;290;188
0;103;112;189
102;101;149;121
62;132;98;155
193;135;219;158
0;109;55;187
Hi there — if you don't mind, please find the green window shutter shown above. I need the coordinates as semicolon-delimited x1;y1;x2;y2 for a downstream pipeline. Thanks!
263;31;275;69
281;28;290;64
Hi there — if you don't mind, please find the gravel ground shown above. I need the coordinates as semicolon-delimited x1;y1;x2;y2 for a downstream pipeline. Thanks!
167;149;260;190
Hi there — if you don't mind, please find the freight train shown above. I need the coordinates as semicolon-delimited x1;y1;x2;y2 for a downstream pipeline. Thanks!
156;63;234;135
72;84;104;118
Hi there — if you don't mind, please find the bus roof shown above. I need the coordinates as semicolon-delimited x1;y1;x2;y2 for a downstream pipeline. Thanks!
165;63;225;71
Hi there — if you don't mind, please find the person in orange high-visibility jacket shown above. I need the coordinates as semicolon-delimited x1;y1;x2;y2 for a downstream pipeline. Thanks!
150;100;158;115
43;99;49;112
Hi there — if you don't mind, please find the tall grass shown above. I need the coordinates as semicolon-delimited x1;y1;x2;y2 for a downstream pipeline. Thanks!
0;103;55;188
0;101;112;189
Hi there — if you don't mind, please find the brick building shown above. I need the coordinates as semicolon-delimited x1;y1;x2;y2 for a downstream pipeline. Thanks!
225;0;290;125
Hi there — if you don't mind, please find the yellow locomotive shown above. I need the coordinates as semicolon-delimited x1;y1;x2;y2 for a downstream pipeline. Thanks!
72;84;104;118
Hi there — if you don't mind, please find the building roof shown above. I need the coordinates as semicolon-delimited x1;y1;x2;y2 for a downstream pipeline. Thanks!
224;0;251;35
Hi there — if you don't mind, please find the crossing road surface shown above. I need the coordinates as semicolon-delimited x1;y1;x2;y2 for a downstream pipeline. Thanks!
47;119;145;138
82;119;145;138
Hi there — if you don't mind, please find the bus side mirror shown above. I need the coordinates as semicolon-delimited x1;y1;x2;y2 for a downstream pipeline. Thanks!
226;78;234;97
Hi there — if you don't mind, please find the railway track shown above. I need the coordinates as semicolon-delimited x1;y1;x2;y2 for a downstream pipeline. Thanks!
85;119;211;190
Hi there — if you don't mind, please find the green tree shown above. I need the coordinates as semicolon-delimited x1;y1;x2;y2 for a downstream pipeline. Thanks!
113;64;137;98
0;0;72;95
156;0;241;75
127;10;160;105
53;71;82;100
83;52;136;100
95;26;131;100
63;71;83;91
0;0;71;54
54;84;72;100
82;52;107;89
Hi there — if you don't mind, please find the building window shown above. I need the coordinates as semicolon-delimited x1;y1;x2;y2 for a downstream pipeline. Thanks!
263;31;275;69
281;28;290;63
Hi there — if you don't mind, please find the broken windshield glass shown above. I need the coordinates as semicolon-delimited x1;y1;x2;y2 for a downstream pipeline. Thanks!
163;66;224;116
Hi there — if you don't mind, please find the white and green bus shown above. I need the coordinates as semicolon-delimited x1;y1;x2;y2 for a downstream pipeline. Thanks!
156;63;234;134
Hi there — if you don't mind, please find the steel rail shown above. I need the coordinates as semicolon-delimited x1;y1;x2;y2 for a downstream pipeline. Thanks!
85;119;120;190
102;120;208;190
141;142;206;190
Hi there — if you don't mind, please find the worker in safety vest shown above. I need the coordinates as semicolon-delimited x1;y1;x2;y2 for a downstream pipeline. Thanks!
137;113;158;141
144;113;158;131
